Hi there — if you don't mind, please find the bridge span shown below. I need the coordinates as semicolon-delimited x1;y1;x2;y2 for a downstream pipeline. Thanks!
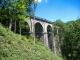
25;16;53;50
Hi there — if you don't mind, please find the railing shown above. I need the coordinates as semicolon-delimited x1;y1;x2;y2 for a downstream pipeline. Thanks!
31;16;53;24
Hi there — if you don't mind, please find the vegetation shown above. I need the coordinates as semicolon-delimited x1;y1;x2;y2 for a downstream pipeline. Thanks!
0;23;63;60
53;18;80;60
1;0;80;60
0;0;63;60
0;0;33;33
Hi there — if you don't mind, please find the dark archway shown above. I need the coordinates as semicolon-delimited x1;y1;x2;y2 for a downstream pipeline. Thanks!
35;23;43;42
47;25;53;50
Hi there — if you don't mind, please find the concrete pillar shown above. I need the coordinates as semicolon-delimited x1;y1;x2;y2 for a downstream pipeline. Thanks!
44;32;49;47
29;19;34;38
28;18;49;47
30;19;34;33
26;18;33;34
43;22;49;47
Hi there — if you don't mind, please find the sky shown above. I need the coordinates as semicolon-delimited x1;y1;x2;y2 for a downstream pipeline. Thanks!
36;0;80;22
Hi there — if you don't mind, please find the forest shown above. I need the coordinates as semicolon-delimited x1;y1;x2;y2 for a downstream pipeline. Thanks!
53;19;80;60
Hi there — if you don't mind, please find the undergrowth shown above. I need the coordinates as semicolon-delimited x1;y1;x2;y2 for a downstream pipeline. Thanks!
0;23;63;60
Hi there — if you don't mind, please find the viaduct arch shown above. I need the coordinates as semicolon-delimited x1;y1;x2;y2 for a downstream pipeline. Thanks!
25;16;53;50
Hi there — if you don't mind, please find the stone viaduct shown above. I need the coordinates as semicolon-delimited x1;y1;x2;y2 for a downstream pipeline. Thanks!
25;16;53;50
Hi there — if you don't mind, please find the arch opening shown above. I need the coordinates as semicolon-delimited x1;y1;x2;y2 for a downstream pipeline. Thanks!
35;23;43;42
47;25;53;50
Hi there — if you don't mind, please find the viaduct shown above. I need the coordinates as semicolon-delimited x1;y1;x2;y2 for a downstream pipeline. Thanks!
25;16;53;50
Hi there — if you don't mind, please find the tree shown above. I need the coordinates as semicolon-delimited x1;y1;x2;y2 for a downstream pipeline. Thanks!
52;20;66;56
0;0;33;29
61;19;80;60
61;21;75;60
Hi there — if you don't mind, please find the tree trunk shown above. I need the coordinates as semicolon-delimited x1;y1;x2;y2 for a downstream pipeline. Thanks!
9;18;12;30
19;22;21;39
53;37;57;55
52;27;57;55
14;20;16;33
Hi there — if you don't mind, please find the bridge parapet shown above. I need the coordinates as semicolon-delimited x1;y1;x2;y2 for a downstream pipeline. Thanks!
31;16;53;24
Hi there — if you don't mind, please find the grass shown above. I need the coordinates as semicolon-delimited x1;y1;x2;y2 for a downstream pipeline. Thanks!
0;23;63;60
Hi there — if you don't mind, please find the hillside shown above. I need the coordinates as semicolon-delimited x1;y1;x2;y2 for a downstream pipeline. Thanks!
0;23;63;60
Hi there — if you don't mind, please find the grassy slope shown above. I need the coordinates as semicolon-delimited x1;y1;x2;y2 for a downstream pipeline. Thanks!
0;24;63;60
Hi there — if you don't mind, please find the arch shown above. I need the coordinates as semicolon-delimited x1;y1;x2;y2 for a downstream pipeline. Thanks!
35;22;43;42
47;25;53;50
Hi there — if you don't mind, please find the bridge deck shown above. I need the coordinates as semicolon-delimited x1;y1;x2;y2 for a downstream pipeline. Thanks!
31;16;53;24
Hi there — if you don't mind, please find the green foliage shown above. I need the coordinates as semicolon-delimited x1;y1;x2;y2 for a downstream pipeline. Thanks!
0;23;63;60
53;19;80;60
0;0;33;31
53;20;66;36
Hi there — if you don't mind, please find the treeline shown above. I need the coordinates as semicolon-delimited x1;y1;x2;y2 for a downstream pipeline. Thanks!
0;0;34;37
53;18;80;60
